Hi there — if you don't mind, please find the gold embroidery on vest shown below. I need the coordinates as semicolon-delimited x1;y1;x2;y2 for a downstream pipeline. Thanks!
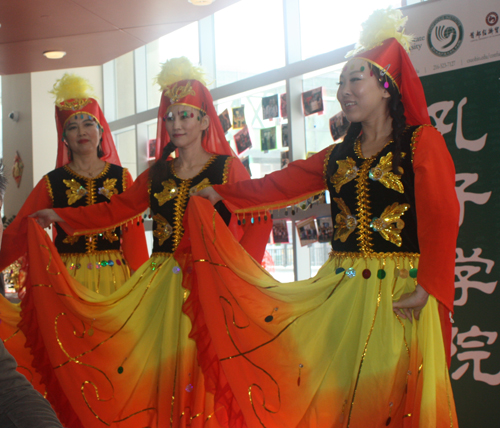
62;235;80;245
152;214;173;246
333;197;357;242
368;152;404;193
154;179;178;206
189;177;211;196
64;179;87;205
98;178;118;200
370;203;410;247
103;230;119;243
354;159;375;253
330;157;359;193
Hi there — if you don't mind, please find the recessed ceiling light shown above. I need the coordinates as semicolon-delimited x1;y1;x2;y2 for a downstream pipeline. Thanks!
188;0;214;5
43;51;66;59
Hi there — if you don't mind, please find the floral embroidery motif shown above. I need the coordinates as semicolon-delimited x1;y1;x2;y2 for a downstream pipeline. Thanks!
62;235;80;245
154;179;179;206
368;152;404;193
189;178;212;196
153;213;173;246
164;81;196;104
330;157;359;193
103;230;119;243
98;178;118;200
370;202;409;247
64;179;87;205
333;197;358;242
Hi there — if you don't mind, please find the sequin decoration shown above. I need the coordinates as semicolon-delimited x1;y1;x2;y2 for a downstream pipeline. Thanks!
76;263;81;269
333;198;357;242
116;259;122;266
152;213;173;245
336;267;345;274
98;178;118;200
151;262;157;271
63;179;87;205
117;366;124;374
108;260;114;267
409;268;418;278
265;307;279;323
100;260;108;267
87;263;93;270
369;203;409;247
95;263;101;269
172;266;181;274
377;269;386;279
330;157;359;193
362;269;371;279
399;268;409;278
189;177;212;196
368;152;404;193
346;268;356;278
185;384;193;393
154;179;178;206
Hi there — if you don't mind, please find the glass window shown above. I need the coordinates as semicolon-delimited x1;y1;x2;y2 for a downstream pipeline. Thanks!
114;52;136;120
302;63;346;154
113;127;137;178
145;23;200;111
214;0;285;87
299;0;402;60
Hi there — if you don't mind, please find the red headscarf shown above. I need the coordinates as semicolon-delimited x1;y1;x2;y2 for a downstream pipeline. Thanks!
155;78;235;160
354;38;431;126
52;74;120;168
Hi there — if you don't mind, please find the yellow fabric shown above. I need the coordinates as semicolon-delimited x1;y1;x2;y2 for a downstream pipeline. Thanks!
60;250;130;296
184;197;458;427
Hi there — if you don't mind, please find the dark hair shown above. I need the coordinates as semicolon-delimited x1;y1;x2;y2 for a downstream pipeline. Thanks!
148;141;177;183
0;162;7;201
327;63;407;178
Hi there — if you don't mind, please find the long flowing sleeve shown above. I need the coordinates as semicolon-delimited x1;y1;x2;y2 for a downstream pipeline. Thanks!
54;170;150;237
120;170;149;271
413;125;459;313
213;146;332;213
0;178;53;271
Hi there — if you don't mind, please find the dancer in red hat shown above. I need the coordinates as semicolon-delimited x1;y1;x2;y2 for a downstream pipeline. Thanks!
191;8;460;427
30;58;271;427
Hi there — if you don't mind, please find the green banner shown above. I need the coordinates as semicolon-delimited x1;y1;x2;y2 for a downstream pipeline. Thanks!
422;59;500;426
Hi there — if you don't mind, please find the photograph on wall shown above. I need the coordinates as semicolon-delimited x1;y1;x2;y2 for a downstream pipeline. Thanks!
280;93;287;118
329;110;350;141
218;109;232;134
147;138;157;160
232;106;246;129
234;126;252;155
241;156;252;177
262;94;279;120
302;87;324;116
296;217;318;247
272;219;290;244
281;150;289;169
316;216;333;243
281;123;289;147
260;127;277;152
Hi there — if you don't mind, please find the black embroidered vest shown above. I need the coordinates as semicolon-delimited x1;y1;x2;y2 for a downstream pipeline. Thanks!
149;155;232;254
325;126;421;254
45;163;127;254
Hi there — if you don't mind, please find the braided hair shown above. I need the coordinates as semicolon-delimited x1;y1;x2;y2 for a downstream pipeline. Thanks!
148;141;177;184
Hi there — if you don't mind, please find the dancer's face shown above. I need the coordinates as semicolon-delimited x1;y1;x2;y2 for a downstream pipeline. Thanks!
337;59;390;124
164;105;209;149
64;115;102;158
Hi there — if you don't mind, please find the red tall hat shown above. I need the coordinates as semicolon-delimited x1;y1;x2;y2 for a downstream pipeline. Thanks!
348;8;431;126
154;57;235;159
51;74;121;168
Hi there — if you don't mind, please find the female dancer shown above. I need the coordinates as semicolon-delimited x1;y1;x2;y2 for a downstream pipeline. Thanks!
189;9;460;427
31;58;270;427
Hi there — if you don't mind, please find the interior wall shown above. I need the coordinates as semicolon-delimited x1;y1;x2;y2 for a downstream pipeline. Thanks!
2;74;33;219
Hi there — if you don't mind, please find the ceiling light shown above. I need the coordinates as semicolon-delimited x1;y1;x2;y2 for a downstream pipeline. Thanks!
43;51;66;59
188;0;214;5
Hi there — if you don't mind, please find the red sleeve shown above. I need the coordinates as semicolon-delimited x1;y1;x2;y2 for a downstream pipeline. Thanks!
0;178;53;271
413;125;459;313
119;170;149;271
224;158;273;263
214;146;331;213
55;169;150;237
